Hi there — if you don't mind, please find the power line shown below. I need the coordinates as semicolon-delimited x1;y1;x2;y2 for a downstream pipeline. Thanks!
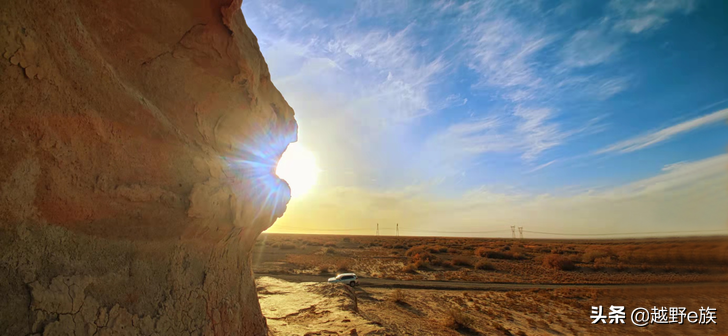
523;229;728;237
271;226;369;232
402;229;510;234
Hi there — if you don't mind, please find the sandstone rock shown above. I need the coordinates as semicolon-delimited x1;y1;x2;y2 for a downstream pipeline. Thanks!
0;0;296;334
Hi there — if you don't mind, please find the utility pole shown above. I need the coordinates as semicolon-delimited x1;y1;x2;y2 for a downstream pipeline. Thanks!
396;223;399;237
376;223;379;236
510;226;516;239
518;226;523;239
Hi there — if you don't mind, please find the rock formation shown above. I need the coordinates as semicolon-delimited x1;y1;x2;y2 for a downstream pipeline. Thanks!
0;0;296;334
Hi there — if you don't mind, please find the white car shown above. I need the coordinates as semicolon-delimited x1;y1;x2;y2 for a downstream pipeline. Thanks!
327;273;359;286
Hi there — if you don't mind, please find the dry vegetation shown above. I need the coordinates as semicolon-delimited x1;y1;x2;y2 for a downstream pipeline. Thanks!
254;234;728;284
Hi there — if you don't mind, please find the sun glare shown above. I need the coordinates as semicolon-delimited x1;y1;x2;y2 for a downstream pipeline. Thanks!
275;143;319;197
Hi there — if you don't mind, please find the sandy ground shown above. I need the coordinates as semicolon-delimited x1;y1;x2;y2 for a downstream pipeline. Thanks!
258;277;384;335
257;276;728;336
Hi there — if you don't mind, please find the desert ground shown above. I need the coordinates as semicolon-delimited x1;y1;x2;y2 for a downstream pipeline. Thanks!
254;234;728;335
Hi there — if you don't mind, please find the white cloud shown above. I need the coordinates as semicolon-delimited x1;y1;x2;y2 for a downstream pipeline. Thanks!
596;108;728;154
615;15;668;33
467;17;553;89
427;106;571;162
428;116;515;157
514;106;566;160
594;77;630;100
607;154;728;197
609;0;696;34
560;0;696;68
245;1;447;123
324;25;450;121
561;22;623;68
442;94;468;108
526;160;558;173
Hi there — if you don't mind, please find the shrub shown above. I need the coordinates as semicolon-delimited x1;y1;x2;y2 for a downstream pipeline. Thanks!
336;260;352;272
324;247;336;254
324;242;337;247
474;247;489;257
405;246;427;257
543;254;576;271
582;248;610;263
317;264;329;274
451;257;473;267
474;259;495;270
411;252;437;264
432;245;448;253
443;308;474;330
414;260;430;270
402;263;418;273
342;237;351;243
477;249;518;260
389;289;406;303
279;243;296;250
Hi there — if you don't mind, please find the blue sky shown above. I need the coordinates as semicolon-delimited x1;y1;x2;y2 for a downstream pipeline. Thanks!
243;0;728;237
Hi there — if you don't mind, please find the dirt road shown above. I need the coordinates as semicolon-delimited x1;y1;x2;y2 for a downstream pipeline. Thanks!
256;273;726;291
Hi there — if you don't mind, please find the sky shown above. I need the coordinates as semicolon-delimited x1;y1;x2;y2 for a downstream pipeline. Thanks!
241;0;728;238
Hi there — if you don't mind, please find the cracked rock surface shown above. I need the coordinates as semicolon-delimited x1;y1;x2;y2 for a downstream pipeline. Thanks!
0;0;297;334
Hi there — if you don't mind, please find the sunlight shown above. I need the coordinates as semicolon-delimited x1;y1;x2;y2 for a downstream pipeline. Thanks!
276;143;319;197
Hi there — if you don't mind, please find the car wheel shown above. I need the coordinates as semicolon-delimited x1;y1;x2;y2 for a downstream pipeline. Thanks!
349;281;356;286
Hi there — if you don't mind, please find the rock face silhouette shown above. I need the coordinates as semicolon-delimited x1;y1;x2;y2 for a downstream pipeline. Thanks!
0;0;296;334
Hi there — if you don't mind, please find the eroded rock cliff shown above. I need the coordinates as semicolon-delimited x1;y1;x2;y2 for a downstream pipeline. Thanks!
0;0;296;334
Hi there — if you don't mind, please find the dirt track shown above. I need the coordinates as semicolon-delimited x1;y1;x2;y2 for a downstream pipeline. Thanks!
256;273;726;291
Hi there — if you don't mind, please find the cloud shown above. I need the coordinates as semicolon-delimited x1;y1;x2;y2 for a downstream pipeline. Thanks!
607;154;727;197
427;105;581;162
442;94;468;108
466;17;554;89
427;116;515;159
609;0;696;34
526;160;558;173
271;154;728;237
595;108;728;155
560;0;696;68
594;77;631;100
454;3;626;161
245;1;447;123
561;22;623;68
514;106;566;160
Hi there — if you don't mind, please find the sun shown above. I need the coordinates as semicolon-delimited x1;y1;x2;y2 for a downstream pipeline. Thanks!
275;143;319;197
